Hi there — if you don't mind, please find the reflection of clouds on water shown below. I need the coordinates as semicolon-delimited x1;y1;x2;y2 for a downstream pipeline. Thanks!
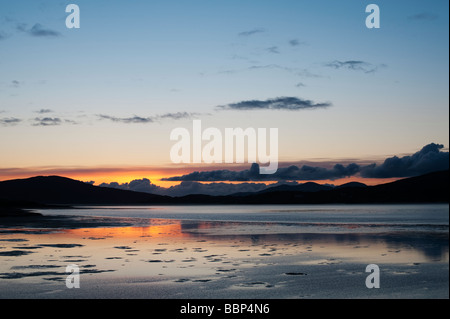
177;220;449;262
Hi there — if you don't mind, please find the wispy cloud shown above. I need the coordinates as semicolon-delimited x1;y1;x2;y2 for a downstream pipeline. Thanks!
11;80;21;88
0;117;22;126
32;117;63;126
17;23;60;37
97;112;202;124
159;112;202;120
220;64;323;78
266;46;280;54
238;28;265;36
325;60;383;73
408;12;438;21
217;97;332;111
97;114;155;124
289;39;306;46
35;109;54;114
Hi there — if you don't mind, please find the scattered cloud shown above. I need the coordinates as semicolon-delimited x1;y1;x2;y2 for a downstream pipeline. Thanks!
361;143;449;178
325;60;382;73
295;82;306;88
35;109;54;114
408;12;438;21
296;68;323;78
238;28;265;36
28;23;61;37
11;80;21;88
266;46;280;54
159;112;202;120
217;97;332;111
97;114;155;124
289;39;306;46
63;119;78;125
32;117;62;126
0;111;201;127
16;23;27;32
97;112;201;124
17;23;60;37
0;117;22;126
247;64;288;71
218;64;323;78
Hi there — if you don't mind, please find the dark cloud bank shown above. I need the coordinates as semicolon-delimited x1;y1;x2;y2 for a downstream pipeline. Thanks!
99;143;448;197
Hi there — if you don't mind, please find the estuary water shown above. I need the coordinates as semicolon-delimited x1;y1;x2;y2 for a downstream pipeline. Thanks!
38;204;449;233
1;204;448;298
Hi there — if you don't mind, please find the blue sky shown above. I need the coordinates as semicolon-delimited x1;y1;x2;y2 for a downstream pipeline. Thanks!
0;0;448;184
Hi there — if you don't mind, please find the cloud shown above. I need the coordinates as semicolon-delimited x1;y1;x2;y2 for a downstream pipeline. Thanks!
99;178;270;197
32;117;62;126
97;114;155;124
238;28;265;36
0;117;22;126
219;64;323;79
11;80;21;88
159;112;202;120
296;68;323;78
361;143;449;178
35;109;54;114
0;31;7;40
325;60;381;73
162;162;360;182
28;23;60;37
217;97;332;111
408;12;438;21
289;39;306;46
266;46;280;54
162;143;448;182
100;178;162;194
97;112;200;124
17;23;60;37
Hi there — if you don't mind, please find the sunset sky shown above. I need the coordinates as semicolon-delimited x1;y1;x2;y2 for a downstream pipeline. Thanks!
0;0;448;192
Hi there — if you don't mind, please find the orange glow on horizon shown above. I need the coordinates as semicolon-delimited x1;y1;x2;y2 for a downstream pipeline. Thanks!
0;164;402;188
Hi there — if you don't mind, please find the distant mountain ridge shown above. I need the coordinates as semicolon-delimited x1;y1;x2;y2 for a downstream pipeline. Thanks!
0;175;172;205
259;182;335;194
0;170;448;207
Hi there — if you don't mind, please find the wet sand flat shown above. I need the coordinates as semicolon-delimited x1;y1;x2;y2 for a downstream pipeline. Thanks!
0;209;448;299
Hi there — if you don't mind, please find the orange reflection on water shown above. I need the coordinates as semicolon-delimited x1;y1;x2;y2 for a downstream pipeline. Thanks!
65;221;188;239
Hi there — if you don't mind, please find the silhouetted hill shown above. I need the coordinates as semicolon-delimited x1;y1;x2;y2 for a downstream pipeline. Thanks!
0;171;448;208
0;175;172;205
259;182;334;194
171;170;448;204
250;170;448;204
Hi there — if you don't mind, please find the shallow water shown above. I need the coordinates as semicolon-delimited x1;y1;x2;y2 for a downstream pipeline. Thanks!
0;204;448;298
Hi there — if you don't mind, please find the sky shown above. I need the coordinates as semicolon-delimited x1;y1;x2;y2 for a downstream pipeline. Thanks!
0;0;449;191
